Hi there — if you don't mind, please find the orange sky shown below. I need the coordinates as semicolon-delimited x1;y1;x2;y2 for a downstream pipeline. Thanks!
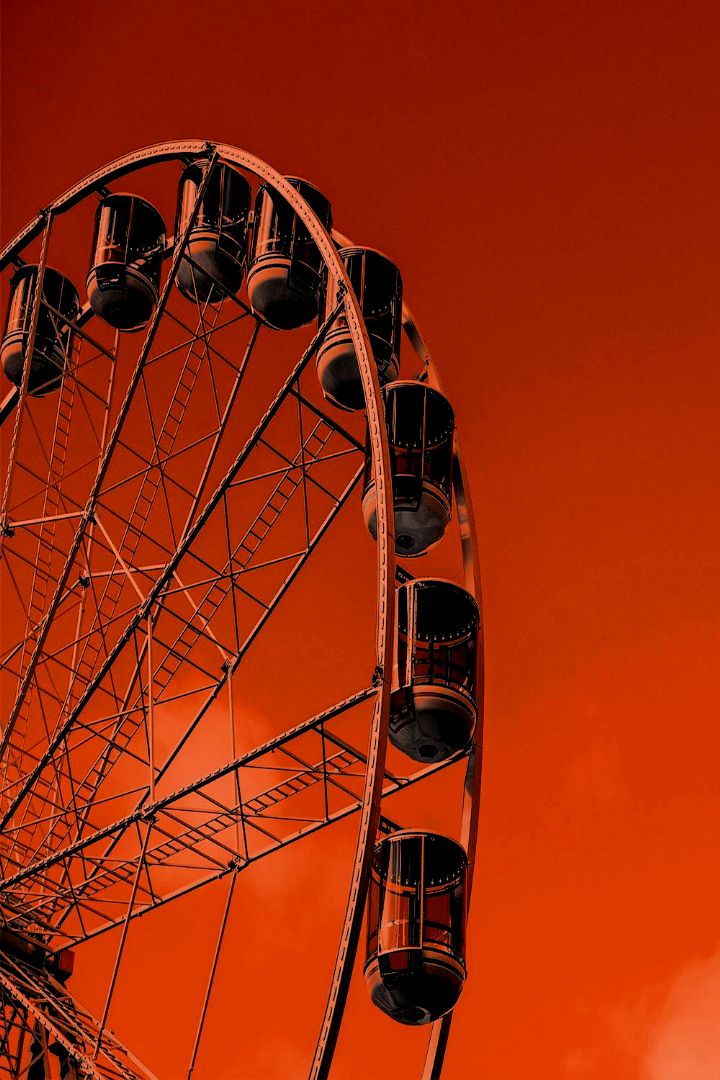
2;2;720;1078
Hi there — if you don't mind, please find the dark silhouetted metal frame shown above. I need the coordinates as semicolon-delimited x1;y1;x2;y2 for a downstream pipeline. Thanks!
0;143;483;1080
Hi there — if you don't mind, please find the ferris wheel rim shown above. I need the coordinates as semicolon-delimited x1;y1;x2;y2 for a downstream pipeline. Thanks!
1;139;398;1078
0;141;483;1080
0;138;397;767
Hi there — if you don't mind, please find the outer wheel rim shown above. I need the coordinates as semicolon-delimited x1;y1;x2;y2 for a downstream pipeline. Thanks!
0;142;483;1080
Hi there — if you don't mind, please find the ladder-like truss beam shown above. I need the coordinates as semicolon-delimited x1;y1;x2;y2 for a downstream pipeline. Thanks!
0;301;349;856
0;688;465;948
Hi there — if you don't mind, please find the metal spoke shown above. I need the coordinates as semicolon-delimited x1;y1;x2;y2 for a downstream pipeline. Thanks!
0;141;483;1080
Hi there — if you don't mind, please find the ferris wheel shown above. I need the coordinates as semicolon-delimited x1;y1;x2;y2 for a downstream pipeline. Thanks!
0;142;484;1080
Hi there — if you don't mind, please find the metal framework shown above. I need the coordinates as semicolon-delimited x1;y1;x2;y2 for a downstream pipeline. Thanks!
0;142;484;1079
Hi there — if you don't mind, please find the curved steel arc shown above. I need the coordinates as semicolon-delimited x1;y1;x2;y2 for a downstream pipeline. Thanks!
420;446;484;1080
325;245;486;1078
0;143;213;271
1;143;484;1080
1;142;397;1079
405;344;484;1080
383;302;485;1076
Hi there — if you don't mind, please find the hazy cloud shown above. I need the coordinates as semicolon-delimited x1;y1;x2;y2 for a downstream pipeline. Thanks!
645;946;720;1079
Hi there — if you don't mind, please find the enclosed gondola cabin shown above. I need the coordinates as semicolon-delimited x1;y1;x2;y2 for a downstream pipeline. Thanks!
365;831;468;1025
247;178;332;330
363;381;454;557
390;579;479;763
316;247;402;412
87;194;166;331
175;162;251;303
1;265;79;396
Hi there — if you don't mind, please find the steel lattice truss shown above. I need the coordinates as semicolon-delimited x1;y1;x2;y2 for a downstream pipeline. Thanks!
0;950;155;1080
0;144;481;1078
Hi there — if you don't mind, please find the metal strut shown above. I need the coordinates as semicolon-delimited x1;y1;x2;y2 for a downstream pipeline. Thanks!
0;142;483;1080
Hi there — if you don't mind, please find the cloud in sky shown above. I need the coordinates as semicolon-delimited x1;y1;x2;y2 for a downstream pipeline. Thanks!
644;945;720;1080
562;946;720;1079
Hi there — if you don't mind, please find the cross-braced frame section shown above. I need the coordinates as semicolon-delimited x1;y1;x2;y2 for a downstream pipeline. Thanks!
0;951;154;1079
0;687;464;949
0;141;481;1080
0;143;403;1079
0;287;365;904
